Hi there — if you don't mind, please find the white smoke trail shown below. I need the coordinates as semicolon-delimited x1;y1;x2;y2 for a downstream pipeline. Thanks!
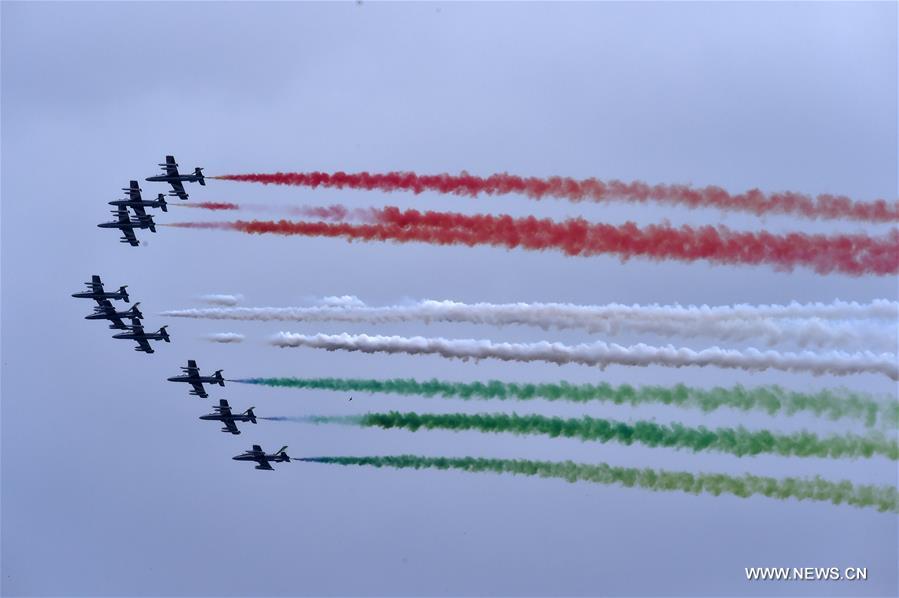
314;295;367;308
269;332;899;380
161;299;898;349
204;332;245;343
199;294;244;306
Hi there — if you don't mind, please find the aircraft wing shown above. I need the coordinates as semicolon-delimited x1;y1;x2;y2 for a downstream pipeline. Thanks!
106;314;126;329
126;182;148;218
168;179;188;200
255;458;274;470
126;181;143;201
135;337;154;353
190;381;208;397
120;228;139;247
165;155;180;176
90;275;104;293
95;297;115;310
130;202;148;220
222;419;240;435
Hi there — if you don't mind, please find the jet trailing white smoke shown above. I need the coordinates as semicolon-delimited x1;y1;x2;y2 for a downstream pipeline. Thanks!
161;299;898;349
199;294;244;306
204;332;245;343
269;332;899;380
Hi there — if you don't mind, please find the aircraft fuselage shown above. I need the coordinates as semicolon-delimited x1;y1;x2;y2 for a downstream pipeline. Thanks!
167;375;220;384
232;454;288;464
97;221;148;231
112;331;164;341
200;413;254;423
146;174;203;183
71;291;127;301
108;199;165;210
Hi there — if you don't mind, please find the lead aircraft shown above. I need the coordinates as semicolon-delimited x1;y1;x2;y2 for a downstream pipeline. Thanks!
145;155;205;200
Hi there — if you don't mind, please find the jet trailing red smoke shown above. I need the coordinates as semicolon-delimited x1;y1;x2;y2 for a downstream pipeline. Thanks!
166;207;899;276
213;171;899;223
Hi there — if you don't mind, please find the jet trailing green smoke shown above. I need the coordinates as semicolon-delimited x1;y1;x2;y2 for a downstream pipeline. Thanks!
297;455;899;513
301;412;898;460
232;377;897;428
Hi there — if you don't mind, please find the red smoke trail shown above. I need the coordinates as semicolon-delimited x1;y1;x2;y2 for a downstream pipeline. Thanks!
165;207;899;275
172;202;373;222
292;205;351;221
212;171;899;223
175;201;241;210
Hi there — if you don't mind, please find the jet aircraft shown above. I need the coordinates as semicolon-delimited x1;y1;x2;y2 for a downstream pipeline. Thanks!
71;275;129;303
111;317;169;353
232;445;290;470
145;155;205;200
97;206;156;246
85;300;143;329
166;359;225;398
200;400;257;435
108;181;168;214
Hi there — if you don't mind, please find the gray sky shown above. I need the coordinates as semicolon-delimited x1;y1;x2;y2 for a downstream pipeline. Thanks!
2;2;897;596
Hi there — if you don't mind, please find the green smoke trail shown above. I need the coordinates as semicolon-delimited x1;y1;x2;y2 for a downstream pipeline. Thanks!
297;455;899;513
231;377;897;428
299;412;898;460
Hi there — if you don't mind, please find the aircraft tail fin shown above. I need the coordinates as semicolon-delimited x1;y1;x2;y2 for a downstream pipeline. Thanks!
195;167;206;185
245;407;257;424
277;446;290;461
215;370;225;385
130;302;143;319
159;326;170;342
119;286;130;302
158;195;168;212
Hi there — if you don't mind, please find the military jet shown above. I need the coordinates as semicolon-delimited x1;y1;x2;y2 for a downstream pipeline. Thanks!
200;400;257;435
111;317;169;353
232;445;290;470
85;300;143;329
108;181;168;215
166;359;224;398
71;275;129;303
145;155;205;200
97;206;156;246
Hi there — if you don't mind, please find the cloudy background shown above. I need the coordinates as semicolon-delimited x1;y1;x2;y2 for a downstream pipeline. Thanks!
2;2;896;596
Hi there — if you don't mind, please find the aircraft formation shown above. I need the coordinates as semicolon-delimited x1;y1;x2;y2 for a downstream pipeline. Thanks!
98;155;204;246
166;358;288;468
72;275;170;353
77;156;289;469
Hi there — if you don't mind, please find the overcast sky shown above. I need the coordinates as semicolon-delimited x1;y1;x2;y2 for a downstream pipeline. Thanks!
2;2;897;596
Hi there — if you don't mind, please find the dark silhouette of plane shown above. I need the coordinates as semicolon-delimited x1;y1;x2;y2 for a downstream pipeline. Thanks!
85;300;143;329
232;445;290;470
166;359;224;398
199;399;257;434
108;181;167;215
72;275;129;303
97;206;155;246
111;317;169;353
146;155;204;200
